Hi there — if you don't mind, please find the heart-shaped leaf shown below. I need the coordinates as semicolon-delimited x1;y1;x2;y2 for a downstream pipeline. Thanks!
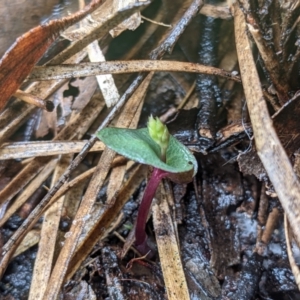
97;127;197;175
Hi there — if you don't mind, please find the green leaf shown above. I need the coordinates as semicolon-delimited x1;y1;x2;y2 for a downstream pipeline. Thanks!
97;127;197;175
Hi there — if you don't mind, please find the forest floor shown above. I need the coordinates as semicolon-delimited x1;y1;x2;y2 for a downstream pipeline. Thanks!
0;0;300;299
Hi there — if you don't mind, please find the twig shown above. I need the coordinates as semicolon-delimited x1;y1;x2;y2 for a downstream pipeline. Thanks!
262;89;281;112
14;90;54;112
260;207;280;244
196;8;221;140
150;0;204;59
255;185;269;255
141;15;172;28
287;45;300;79
280;1;300;61
269;0;281;54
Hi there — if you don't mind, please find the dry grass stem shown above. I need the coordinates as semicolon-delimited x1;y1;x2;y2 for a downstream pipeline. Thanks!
178;81;196;110
0;140;105;160
60;73;152;286
65;164;147;282
247;22;289;103
43;148;117;299
234;2;300;251
29;154;73;300
141;15;172;28
0;94;103;207
0;159;58;227
29;60;241;83
152;184;190;300
43;64;151;299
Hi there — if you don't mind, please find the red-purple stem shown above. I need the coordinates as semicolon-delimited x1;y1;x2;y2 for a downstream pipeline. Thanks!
135;167;169;254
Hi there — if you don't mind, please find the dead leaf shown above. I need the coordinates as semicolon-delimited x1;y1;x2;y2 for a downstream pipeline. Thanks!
0;0;103;111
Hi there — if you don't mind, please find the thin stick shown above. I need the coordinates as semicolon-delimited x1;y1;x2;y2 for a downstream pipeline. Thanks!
14;90;54;112
178;81;196;110
150;0;204;59
260;207;280;244
141;15;172;28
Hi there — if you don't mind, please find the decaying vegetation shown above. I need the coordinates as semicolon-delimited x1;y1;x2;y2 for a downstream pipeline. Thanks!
1;0;300;299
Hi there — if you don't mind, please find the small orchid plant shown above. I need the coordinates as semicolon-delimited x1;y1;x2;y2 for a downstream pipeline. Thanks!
97;116;197;256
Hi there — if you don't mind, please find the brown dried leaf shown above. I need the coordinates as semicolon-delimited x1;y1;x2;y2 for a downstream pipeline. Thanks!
0;0;103;111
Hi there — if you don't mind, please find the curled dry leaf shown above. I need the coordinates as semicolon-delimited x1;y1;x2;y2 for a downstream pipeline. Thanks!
0;0;103;111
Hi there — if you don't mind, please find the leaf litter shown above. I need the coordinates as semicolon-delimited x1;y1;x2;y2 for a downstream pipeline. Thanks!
1;0;300;299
